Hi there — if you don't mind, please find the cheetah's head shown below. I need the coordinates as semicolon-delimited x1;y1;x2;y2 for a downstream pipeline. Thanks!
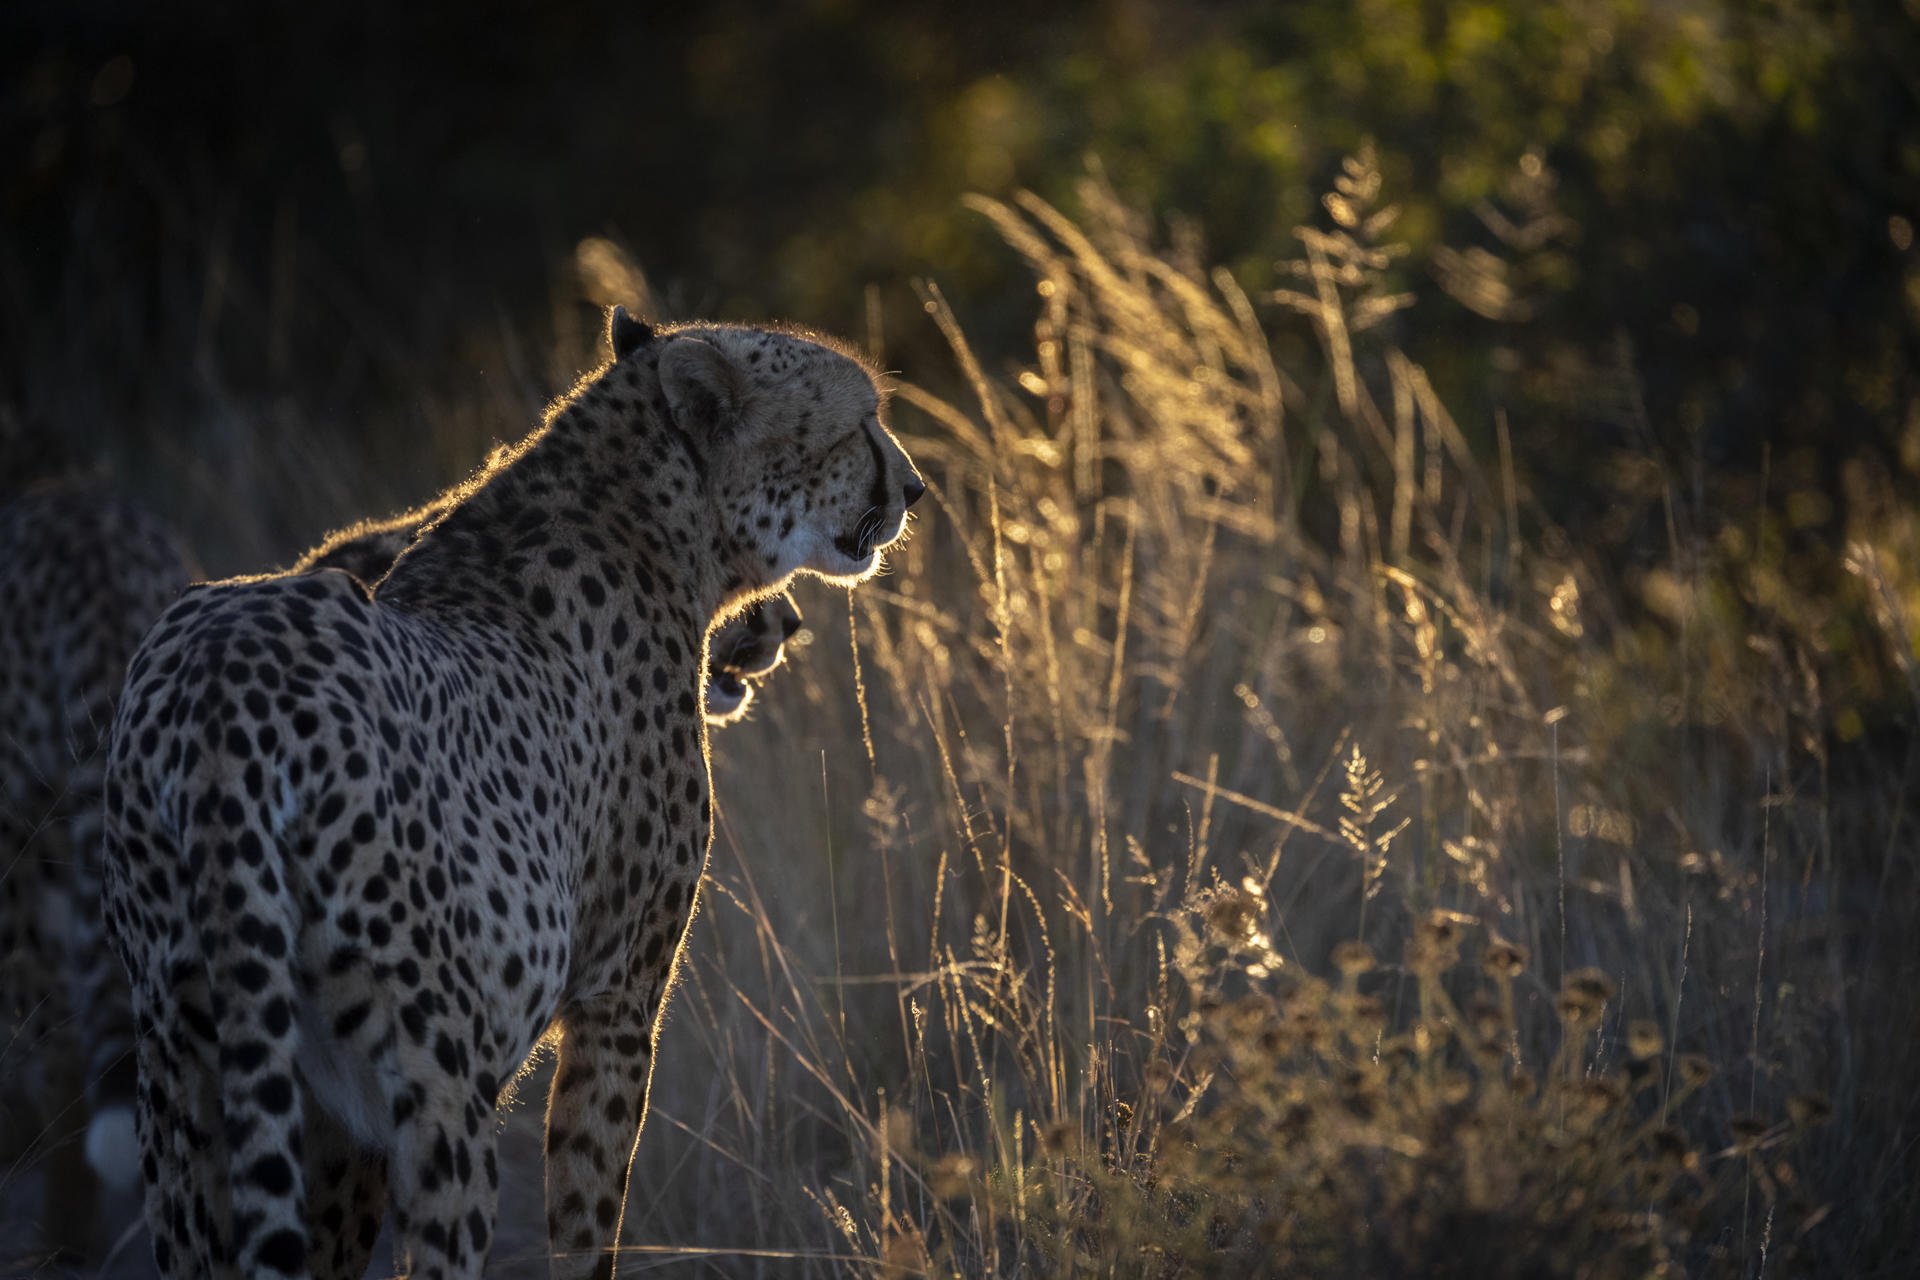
643;316;924;595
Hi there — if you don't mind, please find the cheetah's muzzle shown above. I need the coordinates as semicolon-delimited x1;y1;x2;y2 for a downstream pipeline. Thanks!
834;506;888;561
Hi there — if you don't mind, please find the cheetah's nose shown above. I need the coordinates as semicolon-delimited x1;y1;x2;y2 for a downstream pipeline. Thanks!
902;475;927;508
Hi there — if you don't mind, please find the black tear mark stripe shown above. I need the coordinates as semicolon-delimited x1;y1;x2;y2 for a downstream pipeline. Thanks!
863;421;889;513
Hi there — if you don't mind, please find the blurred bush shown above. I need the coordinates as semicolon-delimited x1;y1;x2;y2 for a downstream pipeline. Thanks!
4;0;1916;714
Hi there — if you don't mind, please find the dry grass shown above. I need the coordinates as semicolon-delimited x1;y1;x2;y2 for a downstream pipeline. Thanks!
602;157;1908;1277
6;153;1915;1277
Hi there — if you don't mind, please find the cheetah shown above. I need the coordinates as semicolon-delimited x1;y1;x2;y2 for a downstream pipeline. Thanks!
3;458;798;1265
293;498;807;724
0;482;191;1259
101;309;922;1279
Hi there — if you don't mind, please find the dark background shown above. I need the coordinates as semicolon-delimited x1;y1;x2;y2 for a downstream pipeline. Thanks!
7;2;1916;444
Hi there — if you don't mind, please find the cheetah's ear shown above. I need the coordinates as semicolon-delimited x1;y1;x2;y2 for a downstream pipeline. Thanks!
658;337;744;442
608;305;655;360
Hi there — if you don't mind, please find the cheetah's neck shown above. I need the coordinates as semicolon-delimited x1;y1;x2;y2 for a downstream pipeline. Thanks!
375;358;736;636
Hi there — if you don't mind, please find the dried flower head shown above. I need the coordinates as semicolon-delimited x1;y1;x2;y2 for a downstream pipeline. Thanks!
1677;1053;1715;1089
1786;1093;1832;1127
1556;993;1598;1026
1728;1114;1769;1153
1482;938;1528;980
1576;1075;1626;1113
1331;939;1376;976
1563;967;1618;1008
1626;1019;1664;1060
1556;968;1616;1029
928;1152;979;1199
1416;910;1464;948
1204;884;1265;943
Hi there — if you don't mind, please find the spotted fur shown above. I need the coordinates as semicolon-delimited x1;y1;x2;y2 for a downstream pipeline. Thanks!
293;499;806;724
102;313;922;1279
0;482;191;1258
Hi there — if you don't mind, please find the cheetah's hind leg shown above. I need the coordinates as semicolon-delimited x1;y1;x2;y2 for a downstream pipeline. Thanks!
185;850;316;1277
302;1097;388;1280
133;996;232;1278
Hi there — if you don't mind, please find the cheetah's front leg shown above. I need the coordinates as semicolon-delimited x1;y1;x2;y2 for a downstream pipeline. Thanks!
386;1073;503;1280
542;993;659;1280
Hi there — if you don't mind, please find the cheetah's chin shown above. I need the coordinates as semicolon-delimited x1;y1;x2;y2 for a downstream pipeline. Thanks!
816;512;908;584
811;548;880;585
